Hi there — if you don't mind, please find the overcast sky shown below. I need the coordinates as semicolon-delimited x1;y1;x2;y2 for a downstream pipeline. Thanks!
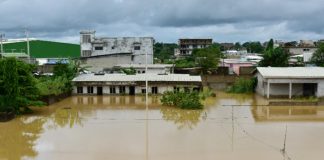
1;0;324;44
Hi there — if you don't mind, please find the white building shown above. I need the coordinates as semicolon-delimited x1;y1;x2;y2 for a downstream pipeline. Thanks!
80;31;154;72
255;67;324;99
174;38;212;57
72;73;202;95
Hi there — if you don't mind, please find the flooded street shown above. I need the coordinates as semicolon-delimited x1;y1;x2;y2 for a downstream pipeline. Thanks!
1;92;324;160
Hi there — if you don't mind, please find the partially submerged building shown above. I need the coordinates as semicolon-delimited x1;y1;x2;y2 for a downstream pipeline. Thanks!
255;67;324;99
72;73;202;95
174;38;212;57
80;31;154;72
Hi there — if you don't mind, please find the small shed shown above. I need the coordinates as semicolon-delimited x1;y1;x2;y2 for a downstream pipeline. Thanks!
255;67;324;99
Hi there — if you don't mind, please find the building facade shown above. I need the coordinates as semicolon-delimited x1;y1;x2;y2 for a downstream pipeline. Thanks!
112;64;174;74
174;38;212;57
255;67;324;99
72;73;202;95
80;31;154;72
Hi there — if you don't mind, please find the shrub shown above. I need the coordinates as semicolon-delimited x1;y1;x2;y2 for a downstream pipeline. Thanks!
227;77;257;93
161;91;203;110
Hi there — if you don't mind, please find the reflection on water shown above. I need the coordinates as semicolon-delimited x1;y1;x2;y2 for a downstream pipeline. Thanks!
160;107;206;129
0;117;46;160
252;105;324;121
2;93;324;160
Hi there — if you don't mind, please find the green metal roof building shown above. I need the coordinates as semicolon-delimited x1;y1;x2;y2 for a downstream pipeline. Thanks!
2;40;80;58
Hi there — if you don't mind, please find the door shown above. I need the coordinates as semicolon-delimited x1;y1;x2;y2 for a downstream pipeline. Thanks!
97;87;103;95
129;86;135;95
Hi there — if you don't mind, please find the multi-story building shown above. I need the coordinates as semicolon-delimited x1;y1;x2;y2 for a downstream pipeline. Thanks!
174;38;212;57
80;31;154;72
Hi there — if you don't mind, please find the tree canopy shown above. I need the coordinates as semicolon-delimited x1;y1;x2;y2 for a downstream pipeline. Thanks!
258;47;289;67
311;42;324;66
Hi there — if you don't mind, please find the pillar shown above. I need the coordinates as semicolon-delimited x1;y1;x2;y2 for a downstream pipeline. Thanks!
267;82;270;99
289;82;292;99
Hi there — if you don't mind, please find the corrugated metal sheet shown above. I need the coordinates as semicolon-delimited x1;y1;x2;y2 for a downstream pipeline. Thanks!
257;67;324;78
72;73;201;82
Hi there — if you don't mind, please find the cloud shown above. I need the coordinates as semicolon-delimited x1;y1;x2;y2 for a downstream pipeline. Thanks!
0;0;324;43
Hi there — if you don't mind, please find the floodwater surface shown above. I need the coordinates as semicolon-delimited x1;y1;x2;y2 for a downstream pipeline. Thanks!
1;92;324;160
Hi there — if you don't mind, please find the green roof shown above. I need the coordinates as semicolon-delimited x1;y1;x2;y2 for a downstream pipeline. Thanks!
3;40;80;58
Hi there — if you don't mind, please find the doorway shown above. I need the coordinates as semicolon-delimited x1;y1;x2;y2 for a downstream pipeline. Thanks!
303;83;317;97
97;86;103;95
129;86;135;95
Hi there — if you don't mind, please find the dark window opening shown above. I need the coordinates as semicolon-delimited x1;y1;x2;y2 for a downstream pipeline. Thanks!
97;87;103;95
87;86;93;94
141;89;146;94
134;46;141;50
119;86;126;94
152;87;158;94
95;46;103;50
110;87;116;94
174;86;180;93
77;87;83;94
129;86;135;95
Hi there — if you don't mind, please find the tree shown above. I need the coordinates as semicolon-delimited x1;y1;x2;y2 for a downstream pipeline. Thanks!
266;39;274;51
311;42;324;66
0;58;43;114
234;42;242;50
154;42;178;62
258;47;289;67
191;44;222;73
243;41;264;53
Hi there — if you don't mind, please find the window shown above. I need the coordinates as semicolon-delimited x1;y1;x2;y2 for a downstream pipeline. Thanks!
111;46;115;49
131;55;135;61
95;46;103;50
77;87;83;94
184;87;190;93
82;50;91;57
174;86;180;93
142;89;146;94
82;35;91;43
119;86;126;94
303;48;310;52
87;86;93;94
152;87;158;94
110;87;116;94
134;46;141;50
142;71;145;73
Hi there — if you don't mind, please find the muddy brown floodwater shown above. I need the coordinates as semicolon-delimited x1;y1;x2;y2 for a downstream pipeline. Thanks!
1;92;324;160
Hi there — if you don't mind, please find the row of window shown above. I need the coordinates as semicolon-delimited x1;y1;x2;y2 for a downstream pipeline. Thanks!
93;46;141;51
77;86;199;94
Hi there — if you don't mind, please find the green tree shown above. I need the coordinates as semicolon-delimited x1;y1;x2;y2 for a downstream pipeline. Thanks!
311;42;324;66
258;47;289;67
243;41;264;53
192;44;222;73
154;42;178;63
0;58;43;114
266;39;274;51
234;42;242;50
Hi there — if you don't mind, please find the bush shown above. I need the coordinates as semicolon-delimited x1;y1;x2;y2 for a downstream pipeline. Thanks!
36;76;69;96
227;77;257;93
161;91;203;110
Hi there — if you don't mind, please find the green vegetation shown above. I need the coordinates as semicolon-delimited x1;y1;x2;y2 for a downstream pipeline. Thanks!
311;42;324;66
154;42;178;63
227;77;257;93
174;44;223;74
121;67;136;75
3;40;80;58
0;58;43;114
242;41;264;53
161;91;203;110
258;39;289;67
37;59;80;96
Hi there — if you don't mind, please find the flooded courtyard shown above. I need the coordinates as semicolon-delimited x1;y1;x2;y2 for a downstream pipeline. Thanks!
1;92;324;160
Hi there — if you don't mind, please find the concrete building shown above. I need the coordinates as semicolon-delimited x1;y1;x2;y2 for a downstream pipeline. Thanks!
80;31;154;72
220;59;256;75
112;64;174;74
255;67;324;99
174;38;212;57
72;73;202;95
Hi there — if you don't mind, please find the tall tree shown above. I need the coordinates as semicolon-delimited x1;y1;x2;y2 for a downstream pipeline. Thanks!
258;47;289;67
266;39;274;51
310;42;324;66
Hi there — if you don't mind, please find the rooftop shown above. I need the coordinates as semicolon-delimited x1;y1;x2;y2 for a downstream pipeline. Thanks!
72;73;201;82
114;64;174;69
257;67;324;79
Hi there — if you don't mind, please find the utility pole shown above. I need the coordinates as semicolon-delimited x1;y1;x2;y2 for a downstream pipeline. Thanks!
0;33;4;57
25;29;31;63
